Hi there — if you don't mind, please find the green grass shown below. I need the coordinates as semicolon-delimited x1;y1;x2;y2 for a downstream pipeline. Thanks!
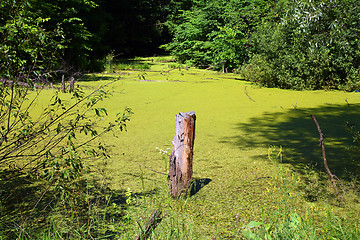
3;57;360;239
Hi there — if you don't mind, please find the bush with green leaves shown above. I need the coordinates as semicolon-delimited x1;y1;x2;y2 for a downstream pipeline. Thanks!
165;0;360;90
242;0;360;90
0;0;101;77
163;5;215;66
0;1;63;79
0;70;132;238
163;0;272;70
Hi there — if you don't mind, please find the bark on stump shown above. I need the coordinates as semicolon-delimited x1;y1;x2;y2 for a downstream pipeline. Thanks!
168;111;196;198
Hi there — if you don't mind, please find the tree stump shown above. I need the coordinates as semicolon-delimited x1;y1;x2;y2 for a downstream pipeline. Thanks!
168;111;196;198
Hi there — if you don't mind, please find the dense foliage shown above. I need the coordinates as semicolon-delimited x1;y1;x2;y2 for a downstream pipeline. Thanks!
245;0;360;90
102;0;171;58
2;0;359;89
0;1;136;237
0;0;101;77
163;0;272;70
165;0;360;90
0;0;171;77
0;1;62;78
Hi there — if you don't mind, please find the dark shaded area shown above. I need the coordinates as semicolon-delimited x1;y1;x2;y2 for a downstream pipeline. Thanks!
79;75;119;82
132;189;159;199
0;174;130;239
223;103;360;180
189;178;212;196
77;58;154;84
99;0;171;58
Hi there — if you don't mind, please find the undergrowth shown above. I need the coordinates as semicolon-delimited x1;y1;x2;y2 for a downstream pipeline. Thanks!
0;160;129;239
243;146;360;240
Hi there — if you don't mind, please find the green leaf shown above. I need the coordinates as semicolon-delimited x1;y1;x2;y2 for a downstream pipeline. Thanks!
242;229;262;240
247;221;262;228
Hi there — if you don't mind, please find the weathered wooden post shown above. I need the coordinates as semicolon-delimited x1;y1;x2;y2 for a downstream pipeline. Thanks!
61;75;66;92
68;77;75;92
168;111;196;198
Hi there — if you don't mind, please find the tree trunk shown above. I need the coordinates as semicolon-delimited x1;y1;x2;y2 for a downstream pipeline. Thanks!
168;111;196;198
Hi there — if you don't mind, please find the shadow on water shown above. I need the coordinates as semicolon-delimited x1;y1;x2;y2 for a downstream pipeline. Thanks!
222;103;360;180
189;178;212;196
77;58;155;82
80;75;119;82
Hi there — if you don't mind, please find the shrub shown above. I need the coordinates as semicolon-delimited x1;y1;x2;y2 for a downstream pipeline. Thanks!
244;0;360;90
0;69;132;238
163;0;271;70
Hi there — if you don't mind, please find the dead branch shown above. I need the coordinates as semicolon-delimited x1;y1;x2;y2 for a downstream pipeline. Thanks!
68;77;75;92
311;115;344;197
244;86;256;102
205;65;214;70
345;99;350;106
134;162;167;176
61;75;66;92
134;209;166;240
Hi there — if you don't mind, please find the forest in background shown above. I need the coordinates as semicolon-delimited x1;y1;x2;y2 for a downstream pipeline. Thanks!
1;0;360;90
0;0;172;74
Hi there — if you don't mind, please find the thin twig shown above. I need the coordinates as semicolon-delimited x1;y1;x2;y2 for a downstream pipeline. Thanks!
244;86;255;102
311;115;344;197
345;99;350;106
134;162;167;175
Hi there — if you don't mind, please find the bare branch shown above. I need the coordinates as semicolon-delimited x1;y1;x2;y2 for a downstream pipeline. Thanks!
134;209;166;240
311;115;344;197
